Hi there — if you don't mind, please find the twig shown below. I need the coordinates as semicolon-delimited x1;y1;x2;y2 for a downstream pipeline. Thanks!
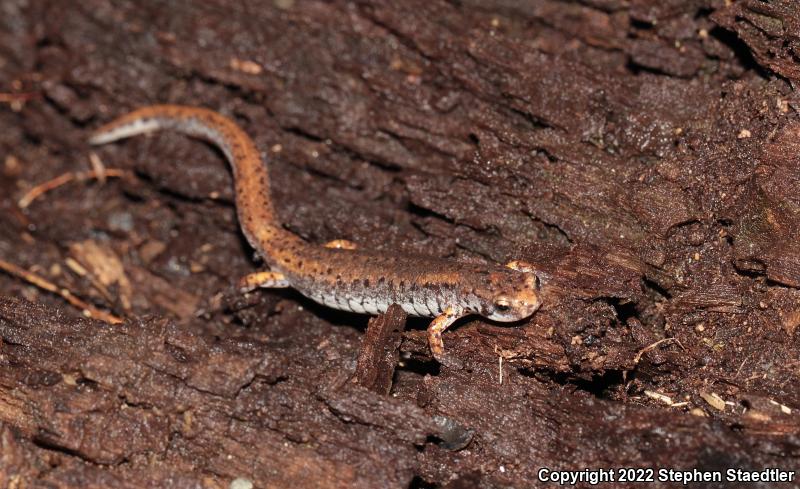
0;258;123;324
18;167;131;208
499;355;504;385
0;92;39;103
624;337;685;385
64;257;116;306
633;337;684;366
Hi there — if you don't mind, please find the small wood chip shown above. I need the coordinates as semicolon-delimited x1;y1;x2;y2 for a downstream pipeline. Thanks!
354;304;407;394
644;390;673;405
700;392;726;411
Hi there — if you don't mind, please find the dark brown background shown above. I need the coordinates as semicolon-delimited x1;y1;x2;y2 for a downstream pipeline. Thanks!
1;0;799;487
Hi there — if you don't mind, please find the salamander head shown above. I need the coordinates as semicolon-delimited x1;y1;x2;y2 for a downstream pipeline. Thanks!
474;269;542;322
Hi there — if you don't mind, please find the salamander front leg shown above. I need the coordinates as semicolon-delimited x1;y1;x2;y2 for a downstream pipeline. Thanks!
238;271;289;293
324;239;357;250
505;260;536;272
428;306;465;367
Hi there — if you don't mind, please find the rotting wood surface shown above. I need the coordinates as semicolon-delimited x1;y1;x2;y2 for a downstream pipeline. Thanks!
0;1;799;487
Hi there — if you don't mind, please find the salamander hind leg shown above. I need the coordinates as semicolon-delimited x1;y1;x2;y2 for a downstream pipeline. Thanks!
324;239;357;250
238;271;289;293
428;306;465;368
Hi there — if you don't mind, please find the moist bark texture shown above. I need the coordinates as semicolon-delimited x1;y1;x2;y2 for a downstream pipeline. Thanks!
1;1;799;488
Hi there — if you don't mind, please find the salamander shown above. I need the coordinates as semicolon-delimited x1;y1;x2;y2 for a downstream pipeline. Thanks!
89;105;542;364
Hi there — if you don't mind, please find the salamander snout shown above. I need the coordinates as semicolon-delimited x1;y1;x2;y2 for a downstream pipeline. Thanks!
483;271;542;322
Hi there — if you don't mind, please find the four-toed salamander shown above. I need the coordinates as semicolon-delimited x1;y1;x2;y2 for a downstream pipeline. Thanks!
90;105;542;363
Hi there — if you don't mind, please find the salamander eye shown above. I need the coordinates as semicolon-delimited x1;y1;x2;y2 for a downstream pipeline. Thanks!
494;296;511;311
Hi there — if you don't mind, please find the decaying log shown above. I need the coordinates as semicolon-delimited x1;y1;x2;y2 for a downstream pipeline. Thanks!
1;0;799;487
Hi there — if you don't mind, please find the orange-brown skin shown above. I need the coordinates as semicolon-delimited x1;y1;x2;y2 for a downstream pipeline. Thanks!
90;105;542;364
